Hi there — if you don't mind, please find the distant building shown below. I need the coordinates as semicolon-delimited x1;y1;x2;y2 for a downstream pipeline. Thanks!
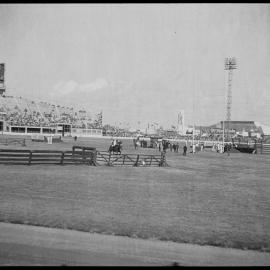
210;121;268;138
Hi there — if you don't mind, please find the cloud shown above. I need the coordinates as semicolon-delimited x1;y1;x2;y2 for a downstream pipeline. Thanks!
50;78;110;98
80;78;110;92
52;80;78;96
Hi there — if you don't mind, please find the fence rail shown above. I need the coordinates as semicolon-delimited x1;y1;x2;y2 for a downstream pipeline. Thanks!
261;143;270;155
0;148;168;166
96;151;166;166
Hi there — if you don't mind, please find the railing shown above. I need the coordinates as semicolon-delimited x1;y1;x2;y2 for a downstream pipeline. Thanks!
0;148;168;166
261;143;270;155
0;149;90;165
96;151;167;167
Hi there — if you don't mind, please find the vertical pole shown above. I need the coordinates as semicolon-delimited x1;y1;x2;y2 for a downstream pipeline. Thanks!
60;152;64;165
222;120;225;153
225;58;237;155
82;148;86;163
227;69;232;156
134;154;140;167
72;146;75;158
28;151;32;165
192;123;195;154
93;150;97;166
108;152;111;166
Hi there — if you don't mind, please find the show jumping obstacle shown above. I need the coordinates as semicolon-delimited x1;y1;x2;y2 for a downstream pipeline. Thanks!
0;146;168;167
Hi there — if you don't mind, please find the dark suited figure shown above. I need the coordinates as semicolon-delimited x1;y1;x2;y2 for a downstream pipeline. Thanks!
183;145;187;156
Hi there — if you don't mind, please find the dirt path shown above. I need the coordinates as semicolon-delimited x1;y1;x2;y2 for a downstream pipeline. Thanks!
0;222;269;266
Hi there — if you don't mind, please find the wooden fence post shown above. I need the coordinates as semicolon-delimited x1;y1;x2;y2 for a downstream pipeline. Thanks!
72;146;75;158
88;150;97;166
261;141;263;154
108;152;111;166
60;152;64;165
82;148;86;163
92;150;97;166
28;151;32;165
134;155;140;166
160;152;163;166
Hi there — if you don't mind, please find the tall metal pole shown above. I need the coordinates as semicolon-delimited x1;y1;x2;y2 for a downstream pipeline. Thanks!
222;120;225;152
192;123;195;153
224;57;237;156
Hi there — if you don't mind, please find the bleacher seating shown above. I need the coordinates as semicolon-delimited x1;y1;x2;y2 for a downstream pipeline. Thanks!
0;95;102;128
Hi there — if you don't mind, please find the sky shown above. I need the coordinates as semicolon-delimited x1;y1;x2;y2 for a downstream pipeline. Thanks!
0;4;270;129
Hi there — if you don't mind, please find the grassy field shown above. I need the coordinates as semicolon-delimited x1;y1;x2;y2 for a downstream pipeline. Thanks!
0;135;270;252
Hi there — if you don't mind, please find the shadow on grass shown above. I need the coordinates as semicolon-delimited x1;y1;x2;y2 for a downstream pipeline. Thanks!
1;219;269;254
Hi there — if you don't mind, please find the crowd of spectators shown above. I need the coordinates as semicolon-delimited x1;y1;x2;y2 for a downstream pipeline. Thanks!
0;97;102;129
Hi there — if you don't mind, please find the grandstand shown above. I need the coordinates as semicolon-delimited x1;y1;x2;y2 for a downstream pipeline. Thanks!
181;121;270;143
210;121;264;137
0;95;103;137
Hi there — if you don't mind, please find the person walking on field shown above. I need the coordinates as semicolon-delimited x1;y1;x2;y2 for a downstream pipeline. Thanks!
183;144;187;156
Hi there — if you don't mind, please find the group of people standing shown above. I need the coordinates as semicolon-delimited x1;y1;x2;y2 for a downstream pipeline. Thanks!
212;142;231;153
133;137;205;157
159;140;189;156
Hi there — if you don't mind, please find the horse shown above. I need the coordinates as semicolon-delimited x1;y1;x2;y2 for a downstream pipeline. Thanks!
109;142;122;155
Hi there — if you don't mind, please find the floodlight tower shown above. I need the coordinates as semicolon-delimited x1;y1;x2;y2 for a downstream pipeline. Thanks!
224;57;237;146
0;63;6;96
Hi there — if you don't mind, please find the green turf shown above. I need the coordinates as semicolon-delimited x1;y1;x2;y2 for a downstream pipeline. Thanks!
0;136;269;252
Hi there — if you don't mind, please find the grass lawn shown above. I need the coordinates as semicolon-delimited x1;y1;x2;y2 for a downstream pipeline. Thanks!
0;136;270;252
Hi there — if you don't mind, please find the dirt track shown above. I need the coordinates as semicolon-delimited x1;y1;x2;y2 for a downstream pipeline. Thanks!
0;222;269;266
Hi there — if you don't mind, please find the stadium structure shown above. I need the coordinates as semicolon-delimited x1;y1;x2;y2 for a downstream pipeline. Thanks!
0;63;104;138
0;94;103;137
191;121;270;139
0;63;104;137
181;120;270;140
